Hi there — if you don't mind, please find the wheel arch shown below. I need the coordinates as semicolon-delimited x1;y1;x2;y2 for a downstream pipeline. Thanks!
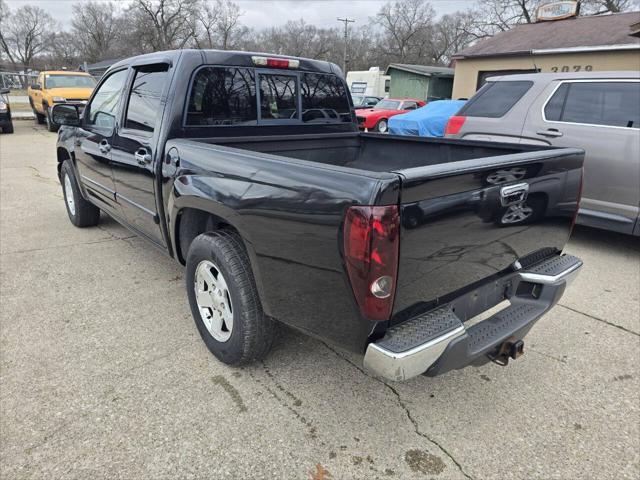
171;199;272;316
56;146;72;177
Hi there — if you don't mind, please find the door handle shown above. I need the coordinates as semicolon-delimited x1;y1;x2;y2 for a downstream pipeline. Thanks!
135;148;152;166
536;128;563;138
98;140;111;153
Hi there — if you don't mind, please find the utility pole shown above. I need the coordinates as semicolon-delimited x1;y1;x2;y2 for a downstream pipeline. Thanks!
337;17;355;74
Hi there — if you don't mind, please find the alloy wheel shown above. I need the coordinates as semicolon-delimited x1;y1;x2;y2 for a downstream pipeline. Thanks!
194;260;234;342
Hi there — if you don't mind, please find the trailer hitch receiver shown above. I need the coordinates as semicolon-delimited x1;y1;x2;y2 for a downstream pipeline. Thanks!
489;337;524;366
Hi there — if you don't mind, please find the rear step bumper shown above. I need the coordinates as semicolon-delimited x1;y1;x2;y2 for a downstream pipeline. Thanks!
363;254;582;381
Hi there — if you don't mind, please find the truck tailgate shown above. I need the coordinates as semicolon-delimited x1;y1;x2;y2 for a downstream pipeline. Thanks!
392;148;584;316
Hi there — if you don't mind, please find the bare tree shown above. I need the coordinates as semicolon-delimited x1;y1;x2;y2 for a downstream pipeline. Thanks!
128;0;199;51
0;0;11;64
191;1;220;48
580;0;639;14
255;20;338;59
373;0;436;62
215;0;247;49
431;12;477;65
467;0;638;40
0;3;57;70
72;1;124;63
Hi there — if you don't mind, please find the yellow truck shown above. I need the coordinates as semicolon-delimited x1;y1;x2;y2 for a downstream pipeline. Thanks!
28;70;96;132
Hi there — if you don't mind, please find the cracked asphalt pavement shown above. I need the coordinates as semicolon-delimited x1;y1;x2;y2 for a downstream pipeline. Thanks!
1;121;639;479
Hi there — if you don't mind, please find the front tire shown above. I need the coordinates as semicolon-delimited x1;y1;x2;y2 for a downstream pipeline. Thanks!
61;160;100;227
45;109;59;132
374;118;388;133
29;98;44;124
186;231;275;365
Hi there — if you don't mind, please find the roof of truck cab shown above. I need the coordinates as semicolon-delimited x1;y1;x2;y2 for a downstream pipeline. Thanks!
109;49;339;75
485;70;640;83
41;70;92;75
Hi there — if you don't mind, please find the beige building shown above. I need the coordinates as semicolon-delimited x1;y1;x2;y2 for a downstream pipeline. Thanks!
451;11;640;99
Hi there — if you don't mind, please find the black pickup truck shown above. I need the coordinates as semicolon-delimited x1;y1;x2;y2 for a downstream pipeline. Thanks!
53;50;584;381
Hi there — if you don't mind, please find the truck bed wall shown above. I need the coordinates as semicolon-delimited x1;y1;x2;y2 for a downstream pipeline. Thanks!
191;133;531;173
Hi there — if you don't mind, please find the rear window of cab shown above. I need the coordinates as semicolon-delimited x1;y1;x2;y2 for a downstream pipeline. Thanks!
458;81;533;118
186;66;353;126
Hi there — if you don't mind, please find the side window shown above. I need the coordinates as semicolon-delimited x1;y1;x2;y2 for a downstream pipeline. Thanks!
125;64;169;133
300;73;351;123
544;83;569;121
186;67;256;126
459;81;533;118
403;102;417;110
560;82;640;128
259;74;297;120
84;69;128;132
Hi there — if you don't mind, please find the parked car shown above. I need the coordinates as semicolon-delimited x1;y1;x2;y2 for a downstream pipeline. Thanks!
28;70;96;132
389;99;466;137
0;88;13;134
52;49;584;382
351;95;381;110
356;98;426;133
445;71;640;236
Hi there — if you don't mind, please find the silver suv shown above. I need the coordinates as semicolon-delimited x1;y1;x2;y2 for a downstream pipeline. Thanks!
445;71;640;235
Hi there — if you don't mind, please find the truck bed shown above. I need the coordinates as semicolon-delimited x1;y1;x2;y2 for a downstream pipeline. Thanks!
190;132;534;173
168;132;583;353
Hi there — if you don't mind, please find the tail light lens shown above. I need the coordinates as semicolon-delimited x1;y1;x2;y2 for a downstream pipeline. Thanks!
343;205;400;321
445;115;466;135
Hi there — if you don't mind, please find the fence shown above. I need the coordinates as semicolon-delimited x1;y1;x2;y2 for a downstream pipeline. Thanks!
0;71;39;90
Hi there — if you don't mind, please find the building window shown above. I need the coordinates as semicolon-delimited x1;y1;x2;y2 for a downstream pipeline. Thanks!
476;69;538;91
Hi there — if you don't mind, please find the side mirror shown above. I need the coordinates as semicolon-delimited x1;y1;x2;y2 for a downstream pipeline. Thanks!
0;88;10;95
31;83;41;90
51;104;80;127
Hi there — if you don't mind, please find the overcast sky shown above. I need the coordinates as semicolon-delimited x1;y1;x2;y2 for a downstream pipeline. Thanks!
4;0;476;29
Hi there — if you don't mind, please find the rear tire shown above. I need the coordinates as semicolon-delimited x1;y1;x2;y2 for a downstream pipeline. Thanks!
61;160;100;227
186;231;275;365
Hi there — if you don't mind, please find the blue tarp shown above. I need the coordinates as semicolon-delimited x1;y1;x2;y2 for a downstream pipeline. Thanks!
388;100;466;137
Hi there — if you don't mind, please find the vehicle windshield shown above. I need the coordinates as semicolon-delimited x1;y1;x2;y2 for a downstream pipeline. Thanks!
375;99;400;110
351;95;364;105
45;75;96;89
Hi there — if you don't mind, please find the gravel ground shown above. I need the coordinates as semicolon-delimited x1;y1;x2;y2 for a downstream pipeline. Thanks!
1;120;639;480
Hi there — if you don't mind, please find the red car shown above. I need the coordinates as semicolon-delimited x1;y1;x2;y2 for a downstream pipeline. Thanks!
355;98;426;133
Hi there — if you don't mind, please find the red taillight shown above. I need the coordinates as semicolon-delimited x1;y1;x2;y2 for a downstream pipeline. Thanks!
445;115;466;135
251;56;300;69
343;205;400;321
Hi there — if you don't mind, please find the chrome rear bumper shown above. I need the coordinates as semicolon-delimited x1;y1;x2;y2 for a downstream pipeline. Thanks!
363;254;583;382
